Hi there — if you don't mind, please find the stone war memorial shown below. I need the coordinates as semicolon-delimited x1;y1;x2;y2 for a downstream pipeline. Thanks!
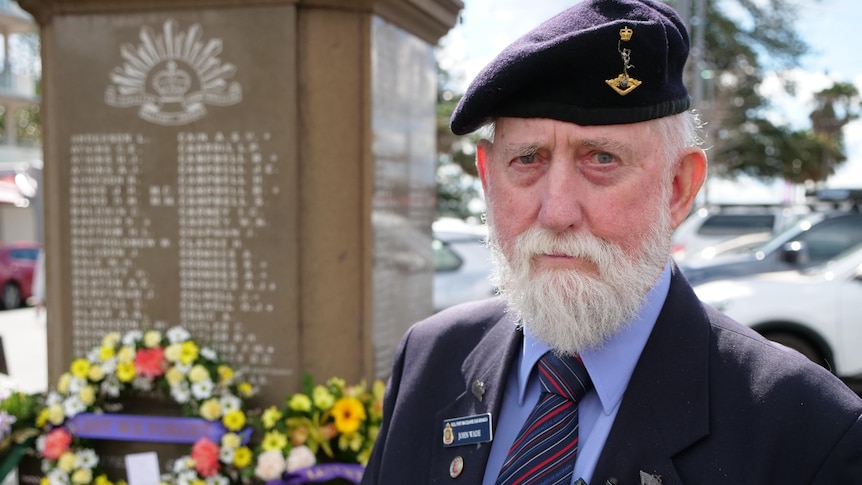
14;0;461;481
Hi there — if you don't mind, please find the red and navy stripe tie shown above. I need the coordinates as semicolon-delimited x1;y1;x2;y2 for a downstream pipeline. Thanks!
495;351;593;485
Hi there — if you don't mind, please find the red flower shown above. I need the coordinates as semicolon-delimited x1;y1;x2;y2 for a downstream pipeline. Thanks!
42;428;72;460
191;437;221;477
134;347;166;379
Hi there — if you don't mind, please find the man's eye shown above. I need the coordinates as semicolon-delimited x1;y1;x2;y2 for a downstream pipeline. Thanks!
595;152;615;164
516;154;537;164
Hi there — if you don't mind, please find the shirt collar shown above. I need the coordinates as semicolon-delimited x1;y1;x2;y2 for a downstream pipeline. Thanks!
518;263;672;414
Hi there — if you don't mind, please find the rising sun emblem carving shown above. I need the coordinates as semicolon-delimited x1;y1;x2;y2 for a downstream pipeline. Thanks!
105;18;242;126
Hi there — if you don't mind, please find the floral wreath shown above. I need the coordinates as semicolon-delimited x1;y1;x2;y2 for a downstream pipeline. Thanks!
34;326;256;485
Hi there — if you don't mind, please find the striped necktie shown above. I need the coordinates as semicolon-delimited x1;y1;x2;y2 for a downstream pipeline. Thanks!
495;351;593;485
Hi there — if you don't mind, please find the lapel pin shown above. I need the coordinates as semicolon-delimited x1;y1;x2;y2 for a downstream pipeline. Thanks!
471;380;486;401
449;456;464;478
606;25;642;96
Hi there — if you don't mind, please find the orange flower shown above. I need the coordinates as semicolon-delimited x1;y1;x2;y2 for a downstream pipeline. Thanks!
191;437;221;477
134;347;166;379
42;428;72;460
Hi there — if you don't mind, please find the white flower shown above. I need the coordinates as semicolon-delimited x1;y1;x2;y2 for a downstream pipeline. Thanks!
219;394;242;413
191;380;215;400
132;376;153;391
206;476;229;485
100;357;117;375
46;392;63;406
76;449;98;469
63;396;87;418
122;330;143;346
171;455;193;473
201;347;218;361
218;445;235;464
167;326;191;344
286;445;317;472
35;434;45;453
171;382;191;404
67;376;87;394
254;449;287;481
100;377;121;398
173;362;192;375
86;348;101;363
47;467;71;485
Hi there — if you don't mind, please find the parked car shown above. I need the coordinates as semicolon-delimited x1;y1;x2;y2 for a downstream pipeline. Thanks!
693;243;862;377
432;219;496;312
672;204;807;263
679;210;862;286
0;242;41;310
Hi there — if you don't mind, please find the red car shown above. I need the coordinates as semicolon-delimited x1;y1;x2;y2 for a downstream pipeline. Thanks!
0;242;41;310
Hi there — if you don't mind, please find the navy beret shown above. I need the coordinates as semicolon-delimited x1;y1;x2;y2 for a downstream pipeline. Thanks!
450;0;691;135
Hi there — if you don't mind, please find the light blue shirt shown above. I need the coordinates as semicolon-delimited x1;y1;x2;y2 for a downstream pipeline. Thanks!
481;264;671;485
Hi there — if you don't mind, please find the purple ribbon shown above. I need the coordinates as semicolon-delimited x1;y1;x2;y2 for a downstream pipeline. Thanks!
67;413;252;444
269;463;365;484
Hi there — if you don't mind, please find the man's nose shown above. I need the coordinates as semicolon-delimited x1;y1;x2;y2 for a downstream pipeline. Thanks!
536;161;584;233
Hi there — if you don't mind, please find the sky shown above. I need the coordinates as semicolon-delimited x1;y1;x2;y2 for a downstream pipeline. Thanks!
438;0;862;203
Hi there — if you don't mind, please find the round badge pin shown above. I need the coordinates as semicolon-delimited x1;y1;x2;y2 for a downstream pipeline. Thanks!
449;456;464;478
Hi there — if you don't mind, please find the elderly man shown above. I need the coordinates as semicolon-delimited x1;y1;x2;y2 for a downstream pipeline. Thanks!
361;0;862;483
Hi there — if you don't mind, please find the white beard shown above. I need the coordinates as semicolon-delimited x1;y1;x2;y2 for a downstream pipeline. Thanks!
486;201;673;355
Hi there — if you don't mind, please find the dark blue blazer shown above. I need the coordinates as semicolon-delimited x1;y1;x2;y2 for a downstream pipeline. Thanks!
362;269;862;484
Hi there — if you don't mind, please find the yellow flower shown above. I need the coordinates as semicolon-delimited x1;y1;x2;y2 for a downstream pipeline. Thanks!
71;468;93;485
102;331;121;348
180;341;199;365
372;379;386;400
238;381;254;398
331;397;367;434
217;365;233;384
88;364;106;382
164;343;183;363
79;385;96;406
222;409;246;431
312;386;334;410
233;446;253;468
47;403;65;426
289;393;312;413
117;346;136;364
116;362;136;382
143;330;162;348
261;406;283;429
57;451;78;472
199;398;222;421
221;432;241;449
57;373;71;394
93;475;113;485
40;478;49;485
261;430;288;451
188;365;209;383
99;345;115;361
165;367;184;386
36;408;49;428
70;358;90;379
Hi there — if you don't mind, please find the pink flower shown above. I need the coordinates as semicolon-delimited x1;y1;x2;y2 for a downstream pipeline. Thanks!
134;347;166;379
191;437;221;477
42;428;72;460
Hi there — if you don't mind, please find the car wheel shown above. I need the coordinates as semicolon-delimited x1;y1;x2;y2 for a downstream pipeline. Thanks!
764;332;828;369
1;283;21;310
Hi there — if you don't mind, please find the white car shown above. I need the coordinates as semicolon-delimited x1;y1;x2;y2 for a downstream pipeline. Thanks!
432;219;496;312
672;205;807;263
694;244;862;377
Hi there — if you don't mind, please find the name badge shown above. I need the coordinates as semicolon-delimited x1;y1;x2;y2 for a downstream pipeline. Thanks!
442;413;493;447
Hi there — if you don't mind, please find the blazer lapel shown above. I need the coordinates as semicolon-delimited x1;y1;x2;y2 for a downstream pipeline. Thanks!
430;309;521;484
592;270;711;484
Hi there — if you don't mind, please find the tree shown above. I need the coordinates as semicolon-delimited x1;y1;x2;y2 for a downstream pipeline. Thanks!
435;57;484;220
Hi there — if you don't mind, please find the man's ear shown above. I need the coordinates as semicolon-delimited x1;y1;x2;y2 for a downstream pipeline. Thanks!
476;139;492;191
669;148;707;228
